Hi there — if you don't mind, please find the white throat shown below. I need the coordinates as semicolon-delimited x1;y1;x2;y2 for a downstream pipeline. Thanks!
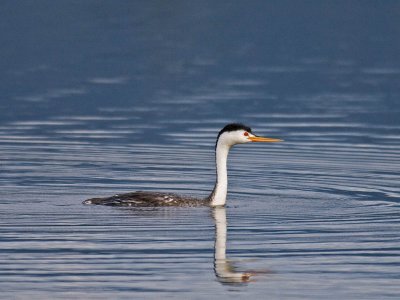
209;137;231;207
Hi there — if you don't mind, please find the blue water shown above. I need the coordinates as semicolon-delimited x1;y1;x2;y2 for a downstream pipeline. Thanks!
1;1;400;299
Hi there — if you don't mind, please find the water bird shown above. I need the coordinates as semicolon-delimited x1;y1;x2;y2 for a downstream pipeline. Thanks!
83;123;282;207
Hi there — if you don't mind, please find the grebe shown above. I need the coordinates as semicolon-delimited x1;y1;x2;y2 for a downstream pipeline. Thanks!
83;123;282;207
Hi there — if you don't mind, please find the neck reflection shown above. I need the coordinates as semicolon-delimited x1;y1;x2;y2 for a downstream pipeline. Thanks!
213;207;253;284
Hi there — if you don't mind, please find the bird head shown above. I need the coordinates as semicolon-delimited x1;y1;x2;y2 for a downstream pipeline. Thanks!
216;123;282;148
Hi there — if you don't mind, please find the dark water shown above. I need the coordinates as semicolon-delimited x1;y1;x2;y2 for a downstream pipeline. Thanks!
1;1;400;299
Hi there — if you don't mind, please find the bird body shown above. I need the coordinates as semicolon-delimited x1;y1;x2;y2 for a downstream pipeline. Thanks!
83;123;281;207
84;191;208;207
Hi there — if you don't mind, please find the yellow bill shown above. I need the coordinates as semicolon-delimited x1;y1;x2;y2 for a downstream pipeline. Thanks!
249;136;283;142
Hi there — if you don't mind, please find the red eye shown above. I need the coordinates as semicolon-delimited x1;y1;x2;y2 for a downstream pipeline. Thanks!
244;132;249;136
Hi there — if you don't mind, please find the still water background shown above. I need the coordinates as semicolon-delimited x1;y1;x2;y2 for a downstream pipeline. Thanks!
1;1;400;299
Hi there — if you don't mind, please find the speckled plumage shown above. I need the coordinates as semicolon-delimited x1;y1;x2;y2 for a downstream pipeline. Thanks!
83;191;209;207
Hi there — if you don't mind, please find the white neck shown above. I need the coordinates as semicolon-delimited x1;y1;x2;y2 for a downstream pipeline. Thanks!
208;140;230;207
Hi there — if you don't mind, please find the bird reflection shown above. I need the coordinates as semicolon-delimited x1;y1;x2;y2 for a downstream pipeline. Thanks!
106;206;268;284
213;207;258;284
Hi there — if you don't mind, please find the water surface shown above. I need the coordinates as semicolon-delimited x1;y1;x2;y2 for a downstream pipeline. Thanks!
1;1;400;299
